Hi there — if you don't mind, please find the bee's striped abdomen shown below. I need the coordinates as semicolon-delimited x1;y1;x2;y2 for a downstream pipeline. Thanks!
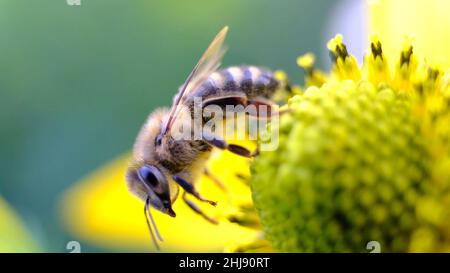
195;66;279;100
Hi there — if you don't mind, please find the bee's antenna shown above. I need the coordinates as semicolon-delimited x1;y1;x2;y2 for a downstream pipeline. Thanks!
144;197;163;251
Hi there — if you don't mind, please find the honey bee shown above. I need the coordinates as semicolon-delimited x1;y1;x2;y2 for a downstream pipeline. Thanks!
126;26;281;249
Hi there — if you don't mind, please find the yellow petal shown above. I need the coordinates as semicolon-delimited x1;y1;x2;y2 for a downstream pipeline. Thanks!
59;151;259;252
369;0;450;67
0;197;39;252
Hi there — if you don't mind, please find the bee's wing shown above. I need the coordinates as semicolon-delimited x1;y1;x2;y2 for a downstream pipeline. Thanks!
162;26;228;135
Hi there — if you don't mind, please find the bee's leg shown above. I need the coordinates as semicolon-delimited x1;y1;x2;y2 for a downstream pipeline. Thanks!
252;143;260;157
246;96;277;120
235;172;250;184
182;192;218;224
172;175;217;206
247;98;293;118
203;95;278;120
204;168;227;192
202;132;257;158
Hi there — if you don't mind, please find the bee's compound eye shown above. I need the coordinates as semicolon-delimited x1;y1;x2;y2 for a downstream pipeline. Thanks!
155;135;162;146
138;165;159;187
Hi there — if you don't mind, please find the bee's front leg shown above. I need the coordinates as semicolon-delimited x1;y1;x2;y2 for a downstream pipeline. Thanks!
182;192;218;225
172;175;217;206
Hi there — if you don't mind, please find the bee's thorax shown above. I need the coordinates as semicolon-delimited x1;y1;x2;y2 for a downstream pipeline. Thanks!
156;138;212;174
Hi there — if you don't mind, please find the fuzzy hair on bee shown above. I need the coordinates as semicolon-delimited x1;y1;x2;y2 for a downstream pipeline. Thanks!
125;26;281;250
126;108;212;209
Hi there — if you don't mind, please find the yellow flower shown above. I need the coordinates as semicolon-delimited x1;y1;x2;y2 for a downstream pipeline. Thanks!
0;197;39;252
253;21;450;252
369;0;450;67
60;147;262;252
60;0;450;253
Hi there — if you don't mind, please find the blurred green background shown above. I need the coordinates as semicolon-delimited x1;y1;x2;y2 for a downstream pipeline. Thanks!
0;0;364;252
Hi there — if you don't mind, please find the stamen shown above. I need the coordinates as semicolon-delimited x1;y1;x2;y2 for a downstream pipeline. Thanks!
400;46;413;66
327;34;349;63
370;40;383;60
326;34;361;81
427;67;440;81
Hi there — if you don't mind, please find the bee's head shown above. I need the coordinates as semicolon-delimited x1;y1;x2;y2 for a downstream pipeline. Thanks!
127;164;176;217
126;108;178;217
